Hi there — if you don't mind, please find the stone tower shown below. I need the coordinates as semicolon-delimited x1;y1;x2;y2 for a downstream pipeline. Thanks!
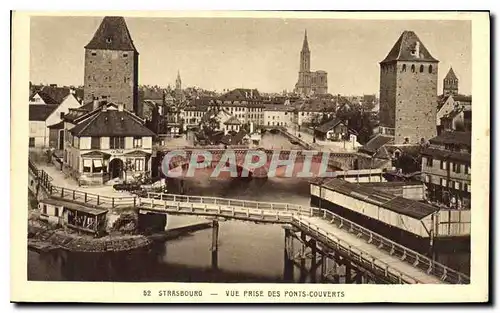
296;30;311;95
175;70;183;102
84;16;139;115
443;67;459;96
379;30;439;144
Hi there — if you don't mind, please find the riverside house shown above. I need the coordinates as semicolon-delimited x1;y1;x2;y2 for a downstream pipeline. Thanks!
63;101;156;186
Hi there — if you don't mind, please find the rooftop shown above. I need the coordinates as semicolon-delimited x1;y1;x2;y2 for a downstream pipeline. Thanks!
29;104;58;121
316;178;438;219
381;30;438;64
359;134;394;155
85;16;137;52
429;131;471;147
69;103;155;137
39;198;109;215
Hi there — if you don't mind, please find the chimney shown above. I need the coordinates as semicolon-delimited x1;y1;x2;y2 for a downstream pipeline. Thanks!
93;97;99;110
250;90;253;98
118;103;124;112
415;42;420;57
69;88;75;95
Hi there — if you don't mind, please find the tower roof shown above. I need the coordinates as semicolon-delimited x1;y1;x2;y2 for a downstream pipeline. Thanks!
85;16;138;52
302;30;310;52
444;67;458;81
380;30;438;64
176;70;181;83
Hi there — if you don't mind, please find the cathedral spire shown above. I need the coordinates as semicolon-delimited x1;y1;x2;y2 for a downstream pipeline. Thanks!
302;29;310;52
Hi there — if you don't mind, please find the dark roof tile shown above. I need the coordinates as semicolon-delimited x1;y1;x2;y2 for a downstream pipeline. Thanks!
381;30;438;63
29;105;58;121
85;16;137;52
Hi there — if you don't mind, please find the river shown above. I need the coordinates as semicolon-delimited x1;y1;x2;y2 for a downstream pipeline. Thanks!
27;132;470;282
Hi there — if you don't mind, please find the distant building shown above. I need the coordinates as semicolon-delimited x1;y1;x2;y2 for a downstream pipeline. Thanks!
421;131;471;210
314;119;352;141
29;86;82;148
437;94;472;133
210;88;265;126
263;104;294;127
83;16;140;116
443;67;459;96
378;30;438;144
294;30;328;96
441;107;472;133
62;101;155;185
175;71;184;102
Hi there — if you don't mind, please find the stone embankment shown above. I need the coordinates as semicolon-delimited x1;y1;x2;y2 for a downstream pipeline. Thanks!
28;219;151;253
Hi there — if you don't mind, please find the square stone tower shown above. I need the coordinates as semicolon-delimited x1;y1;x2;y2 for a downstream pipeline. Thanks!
84;16;140;115
379;31;438;144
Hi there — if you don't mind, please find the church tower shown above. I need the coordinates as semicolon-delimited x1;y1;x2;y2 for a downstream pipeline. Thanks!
443;67;459;96
175;70;183;102
84;16;139;115
379;30;438;144
295;30;311;95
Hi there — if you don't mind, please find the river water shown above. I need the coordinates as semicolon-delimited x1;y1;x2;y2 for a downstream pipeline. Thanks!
27;132;470;282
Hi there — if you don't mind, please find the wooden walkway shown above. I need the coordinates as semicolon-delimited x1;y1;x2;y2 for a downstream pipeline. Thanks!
28;159;469;285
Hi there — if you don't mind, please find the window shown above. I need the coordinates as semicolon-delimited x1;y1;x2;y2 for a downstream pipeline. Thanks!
465;165;470;174
123;53;128;57
440;160;447;170
83;159;92;173
463;183;469;192
29;137;35;147
133;137;142;148
402;64;407;72
42;204;47;215
455;181;461;190
425;175;430;183
110;137;125;149
92;159;103;173
429;65;433;73
419;65;424;73
106;37;112;44
454;163;461;173
91;51;96;56
440;178;447;187
91;137;100;149
411;65;415;73
426;156;433;167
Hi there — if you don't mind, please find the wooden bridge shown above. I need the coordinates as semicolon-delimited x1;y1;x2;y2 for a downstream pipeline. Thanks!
28;159;470;285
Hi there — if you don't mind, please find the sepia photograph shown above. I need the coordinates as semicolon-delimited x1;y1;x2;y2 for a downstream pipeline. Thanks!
11;11;490;303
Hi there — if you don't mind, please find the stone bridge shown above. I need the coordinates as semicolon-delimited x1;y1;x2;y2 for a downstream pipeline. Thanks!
158;148;360;179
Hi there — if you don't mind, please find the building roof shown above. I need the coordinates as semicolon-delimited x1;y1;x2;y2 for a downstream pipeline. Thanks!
429;131;471;147
47;120;65;129
39;198;108;215
220;88;262;101
453;94;472;103
69;103;155;137
381;30;438;64
264;104;294;112
81;150;112;158
85;16;137;52
421;147;470;163
30;86;78;105
359;134;394;154
29;104;58;121
315;119;344;133
124;150;151;157
317;179;438;219
223;116;241;125
444;67;458;81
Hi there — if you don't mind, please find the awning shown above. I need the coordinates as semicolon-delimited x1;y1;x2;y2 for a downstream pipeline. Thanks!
83;159;92;167
93;159;103;168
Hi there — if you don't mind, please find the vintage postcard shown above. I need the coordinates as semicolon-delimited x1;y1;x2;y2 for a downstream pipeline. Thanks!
11;11;490;303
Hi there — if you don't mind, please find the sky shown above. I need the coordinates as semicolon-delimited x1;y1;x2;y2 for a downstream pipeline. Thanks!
30;16;472;95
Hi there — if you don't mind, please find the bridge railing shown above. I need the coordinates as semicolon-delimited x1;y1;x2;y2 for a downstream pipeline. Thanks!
310;207;470;285
292;215;421;284
146;192;313;215
49;185;138;208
